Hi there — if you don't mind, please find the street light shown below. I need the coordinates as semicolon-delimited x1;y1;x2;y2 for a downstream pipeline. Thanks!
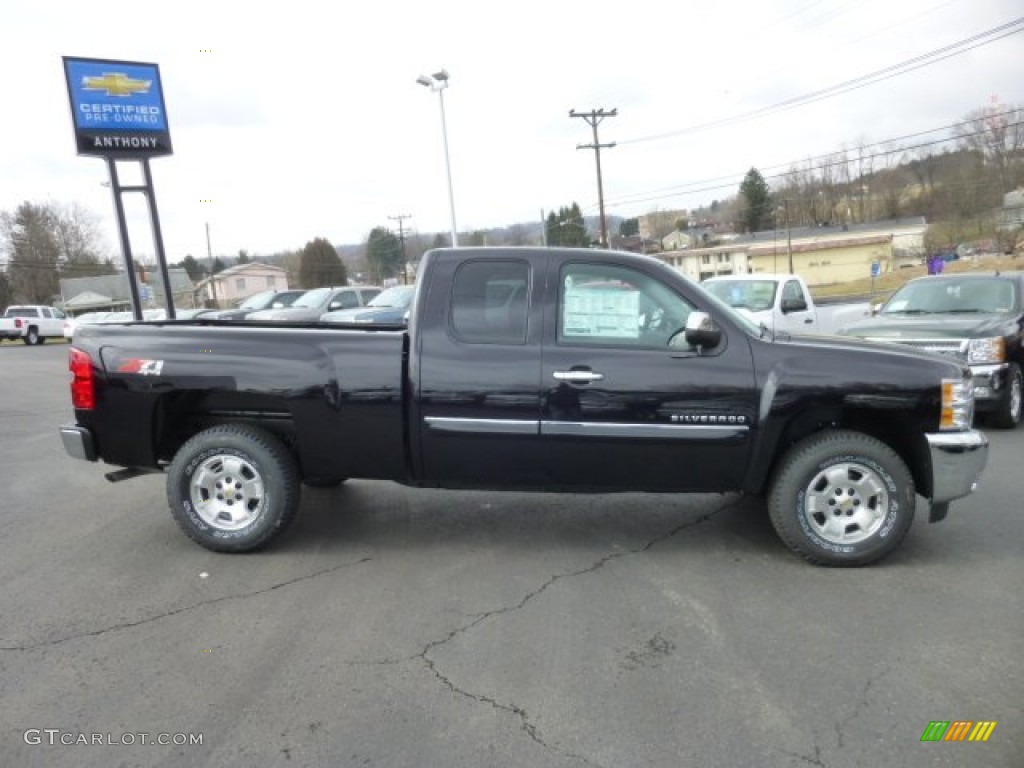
416;69;458;248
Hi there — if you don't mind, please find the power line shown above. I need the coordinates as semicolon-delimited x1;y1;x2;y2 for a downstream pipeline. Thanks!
619;17;1024;146
601;115;1022;210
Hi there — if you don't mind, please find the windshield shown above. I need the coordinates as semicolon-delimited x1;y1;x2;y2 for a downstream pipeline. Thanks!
703;280;778;311
239;291;275;310
882;277;1017;315
367;286;415;308
293;288;331;308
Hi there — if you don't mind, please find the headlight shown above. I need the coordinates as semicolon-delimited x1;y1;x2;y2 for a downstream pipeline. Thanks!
940;376;974;431
967;337;1005;364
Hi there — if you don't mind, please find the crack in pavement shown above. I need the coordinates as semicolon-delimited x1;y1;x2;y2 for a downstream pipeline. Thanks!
834;662;888;750
416;497;744;767
0;556;373;652
778;745;827;767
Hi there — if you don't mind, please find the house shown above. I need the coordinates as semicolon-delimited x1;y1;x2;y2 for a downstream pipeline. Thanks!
60;268;195;314
659;217;927;286
195;262;290;308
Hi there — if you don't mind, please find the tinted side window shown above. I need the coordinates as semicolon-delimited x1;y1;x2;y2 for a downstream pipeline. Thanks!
782;280;805;303
451;260;530;345
333;291;359;310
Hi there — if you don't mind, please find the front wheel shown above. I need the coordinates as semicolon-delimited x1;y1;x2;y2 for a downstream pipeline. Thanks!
988;362;1022;429
768;430;915;566
167;425;300;552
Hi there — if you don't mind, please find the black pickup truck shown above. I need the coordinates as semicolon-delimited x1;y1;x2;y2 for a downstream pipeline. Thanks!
837;271;1024;429
60;247;989;566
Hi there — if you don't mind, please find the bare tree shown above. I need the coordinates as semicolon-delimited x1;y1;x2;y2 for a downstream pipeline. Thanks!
954;102;1024;193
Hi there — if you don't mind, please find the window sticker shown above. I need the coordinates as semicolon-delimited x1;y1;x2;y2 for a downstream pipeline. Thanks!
563;286;640;338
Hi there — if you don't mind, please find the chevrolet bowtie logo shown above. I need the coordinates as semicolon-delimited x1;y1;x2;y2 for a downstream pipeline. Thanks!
81;72;151;97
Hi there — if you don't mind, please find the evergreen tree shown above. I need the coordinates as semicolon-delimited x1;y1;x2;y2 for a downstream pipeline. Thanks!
1;202;61;303
179;255;204;281
365;227;404;283
298;237;347;288
619;218;639;237
0;270;12;309
739;167;773;233
546;203;590;247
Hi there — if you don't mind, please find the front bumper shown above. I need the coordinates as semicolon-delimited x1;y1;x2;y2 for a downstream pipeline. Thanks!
969;362;1009;408
60;424;97;462
925;429;988;521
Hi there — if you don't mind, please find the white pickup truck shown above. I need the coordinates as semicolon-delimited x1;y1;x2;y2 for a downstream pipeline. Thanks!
702;273;869;335
0;305;67;345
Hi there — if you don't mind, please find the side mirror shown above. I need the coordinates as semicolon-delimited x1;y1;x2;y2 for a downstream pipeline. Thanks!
780;297;808;313
870;302;883;316
682;311;721;350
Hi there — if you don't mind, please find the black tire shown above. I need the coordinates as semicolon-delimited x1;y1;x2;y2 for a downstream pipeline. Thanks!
23;327;39;345
768;430;915;566
167;424;300;552
988;362;1022;430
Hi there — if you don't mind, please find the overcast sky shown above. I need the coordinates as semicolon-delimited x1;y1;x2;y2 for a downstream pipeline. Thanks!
2;0;1021;264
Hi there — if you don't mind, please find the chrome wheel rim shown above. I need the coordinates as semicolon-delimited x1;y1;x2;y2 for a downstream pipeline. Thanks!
1010;373;1022;423
189;453;266;531
803;462;888;545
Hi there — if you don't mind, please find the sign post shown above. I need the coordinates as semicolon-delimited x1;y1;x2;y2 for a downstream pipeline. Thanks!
63;56;175;319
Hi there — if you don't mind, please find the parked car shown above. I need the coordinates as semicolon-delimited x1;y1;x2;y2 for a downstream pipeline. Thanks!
247;286;381;323
836;271;1024;428
206;289;307;321
320;285;415;324
63;311;112;340
1;305;66;344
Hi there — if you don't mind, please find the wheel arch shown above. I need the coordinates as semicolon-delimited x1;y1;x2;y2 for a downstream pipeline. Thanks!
751;405;932;500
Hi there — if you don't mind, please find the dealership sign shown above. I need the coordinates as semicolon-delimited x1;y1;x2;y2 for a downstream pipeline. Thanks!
63;56;172;157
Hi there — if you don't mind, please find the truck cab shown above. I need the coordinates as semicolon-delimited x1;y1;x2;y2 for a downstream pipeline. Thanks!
702;273;818;334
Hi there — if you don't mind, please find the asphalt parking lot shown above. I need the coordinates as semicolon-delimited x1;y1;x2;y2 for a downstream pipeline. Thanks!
1;342;1020;767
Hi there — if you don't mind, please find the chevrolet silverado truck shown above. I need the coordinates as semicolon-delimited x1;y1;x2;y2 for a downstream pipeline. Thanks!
837;271;1024;429
1;305;66;344
59;247;989;566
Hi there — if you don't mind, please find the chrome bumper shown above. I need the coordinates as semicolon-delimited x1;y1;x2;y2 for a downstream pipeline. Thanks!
925;430;988;521
60;424;97;462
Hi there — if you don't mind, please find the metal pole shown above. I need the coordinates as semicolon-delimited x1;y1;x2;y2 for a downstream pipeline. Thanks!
142;159;175;318
437;87;458;248
106;158;144;321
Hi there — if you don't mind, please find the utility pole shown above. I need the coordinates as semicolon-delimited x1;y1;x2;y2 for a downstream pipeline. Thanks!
388;214;411;283
784;198;794;274
569;108;617;248
205;221;217;307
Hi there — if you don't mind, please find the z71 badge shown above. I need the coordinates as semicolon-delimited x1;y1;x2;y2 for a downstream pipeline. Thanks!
117;359;164;376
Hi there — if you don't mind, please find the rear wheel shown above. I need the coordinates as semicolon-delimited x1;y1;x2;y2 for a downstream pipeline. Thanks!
988;362;1022;429
167;425;300;552
23;327;39;345
768;430;915;566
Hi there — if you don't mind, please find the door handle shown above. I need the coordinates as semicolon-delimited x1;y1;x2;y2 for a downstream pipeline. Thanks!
553;370;604;383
